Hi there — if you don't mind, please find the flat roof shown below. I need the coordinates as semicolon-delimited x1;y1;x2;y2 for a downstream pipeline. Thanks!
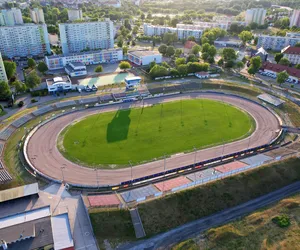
0;206;50;229
125;76;142;81
70;61;85;67
0;183;39;203
215;36;242;43
51;213;74;250
258;93;285;107
46;75;71;86
129;50;161;57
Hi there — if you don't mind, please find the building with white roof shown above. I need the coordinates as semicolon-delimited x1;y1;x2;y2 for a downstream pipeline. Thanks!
0;24;51;58
128;50;162;66
143;23;203;40
30;8;45;24
45;48;123;70
68;9;83;21
59;19;114;54
0;8;23;26
0;52;7;82
46;76;73;93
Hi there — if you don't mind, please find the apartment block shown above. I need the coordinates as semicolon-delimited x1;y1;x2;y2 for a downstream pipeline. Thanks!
245;8;266;25
45;48;123;70
59;19;114;55
143;23;203;40
67;9;83;21
0;52;8;82
282;46;300;65
0;24;51;58
290;10;300;27
0;8;23;26
257;34;300;51
30;8;45;24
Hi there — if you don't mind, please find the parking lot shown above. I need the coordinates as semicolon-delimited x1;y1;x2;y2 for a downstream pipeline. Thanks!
258;70;299;84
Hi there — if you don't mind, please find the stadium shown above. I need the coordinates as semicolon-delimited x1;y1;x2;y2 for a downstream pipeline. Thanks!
20;92;281;189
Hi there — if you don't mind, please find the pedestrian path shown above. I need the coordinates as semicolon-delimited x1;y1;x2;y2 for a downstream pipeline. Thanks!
130;208;146;239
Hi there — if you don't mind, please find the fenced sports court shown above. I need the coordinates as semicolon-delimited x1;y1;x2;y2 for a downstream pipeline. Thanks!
78;72;135;87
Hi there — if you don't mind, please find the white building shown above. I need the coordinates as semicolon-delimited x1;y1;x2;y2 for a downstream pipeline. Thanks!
65;62;87;77
45;48;123;70
125;76;141;89
46;76;73;93
245;8;266;25
0;8;23;26
257;34;300;51
0;52;7;82
30;8;45;24
96;0;121;8
282;46;300;65
143;23;203;40
0;24;51;58
177;23;229;31
59;19;114;54
67;9;83;21
128;50;162;66
290;10;300;27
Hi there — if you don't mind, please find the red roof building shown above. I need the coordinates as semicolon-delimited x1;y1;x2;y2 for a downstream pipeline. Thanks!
262;62;300;80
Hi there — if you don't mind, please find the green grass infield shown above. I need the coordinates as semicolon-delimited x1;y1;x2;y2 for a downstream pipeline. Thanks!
60;99;254;168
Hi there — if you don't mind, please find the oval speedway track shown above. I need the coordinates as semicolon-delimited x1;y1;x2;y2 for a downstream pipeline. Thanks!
25;93;281;187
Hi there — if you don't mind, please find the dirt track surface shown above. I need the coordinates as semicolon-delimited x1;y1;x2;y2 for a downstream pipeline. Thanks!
26;93;281;186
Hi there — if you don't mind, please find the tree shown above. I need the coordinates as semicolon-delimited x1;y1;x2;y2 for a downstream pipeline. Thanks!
202;43;211;53
166;46;175;57
149;65;168;78
201;36;210;45
249;22;258;30
238;31;253;45
37;62;48;74
25;70;41;89
161;62;170;68
170;68;179;76
28;58;36;68
12;80;26;94
117;39;123;48
279;57;290;66
175;48;183;57
236;61;244;70
295;42;300;47
208;45;217;58
0;80;11;100
141;13;145;20
4;61;16;79
277;71;289;85
218;58;224;66
119;61;131;71
222;48;237;62
295;64;300;69
177;64;188;75
191;44;201;55
175;58;186;67
158;44;168;55
274;53;284;64
123;46;128;55
149;61;156;70
187;36;196;41
163;32;177;45
95;65;103;73
187;54;198;63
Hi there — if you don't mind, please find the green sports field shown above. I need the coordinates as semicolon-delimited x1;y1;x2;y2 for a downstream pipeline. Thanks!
60;99;254;168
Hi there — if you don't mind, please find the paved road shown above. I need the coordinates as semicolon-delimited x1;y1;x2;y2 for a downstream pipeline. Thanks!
25;93;281;186
118;181;300;250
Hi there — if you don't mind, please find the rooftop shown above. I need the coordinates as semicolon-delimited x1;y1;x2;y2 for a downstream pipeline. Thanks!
128;50;162;57
215;36;242;43
282;45;300;55
69;61;85;67
0;183;39;203
262;62;300;79
46;75;71;86
258;93;285;107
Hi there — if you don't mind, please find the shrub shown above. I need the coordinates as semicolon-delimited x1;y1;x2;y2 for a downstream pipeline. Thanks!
17;101;24;107
30;89;48;97
272;214;291;228
31;99;38;103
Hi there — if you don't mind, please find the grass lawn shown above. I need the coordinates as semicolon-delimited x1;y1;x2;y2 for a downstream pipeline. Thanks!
89;208;135;249
61;99;254;167
175;193;300;250
138;157;300;236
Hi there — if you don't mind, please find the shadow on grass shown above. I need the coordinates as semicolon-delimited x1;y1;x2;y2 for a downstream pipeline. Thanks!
106;109;131;143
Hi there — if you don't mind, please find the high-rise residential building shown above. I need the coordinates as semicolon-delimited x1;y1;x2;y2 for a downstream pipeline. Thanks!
67;9;83;21
30;8;45;24
290;10;300;27
59;19;114;55
257;34;300;51
245;8;266;25
0;24;51;58
0;52;8;82
143;23;203;40
0;8;23;26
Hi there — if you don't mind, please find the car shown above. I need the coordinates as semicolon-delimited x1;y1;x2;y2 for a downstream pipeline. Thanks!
91;85;97;91
85;85;92;92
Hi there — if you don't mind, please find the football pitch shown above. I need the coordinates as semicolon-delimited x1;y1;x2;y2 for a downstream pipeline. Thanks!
60;99;254;168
